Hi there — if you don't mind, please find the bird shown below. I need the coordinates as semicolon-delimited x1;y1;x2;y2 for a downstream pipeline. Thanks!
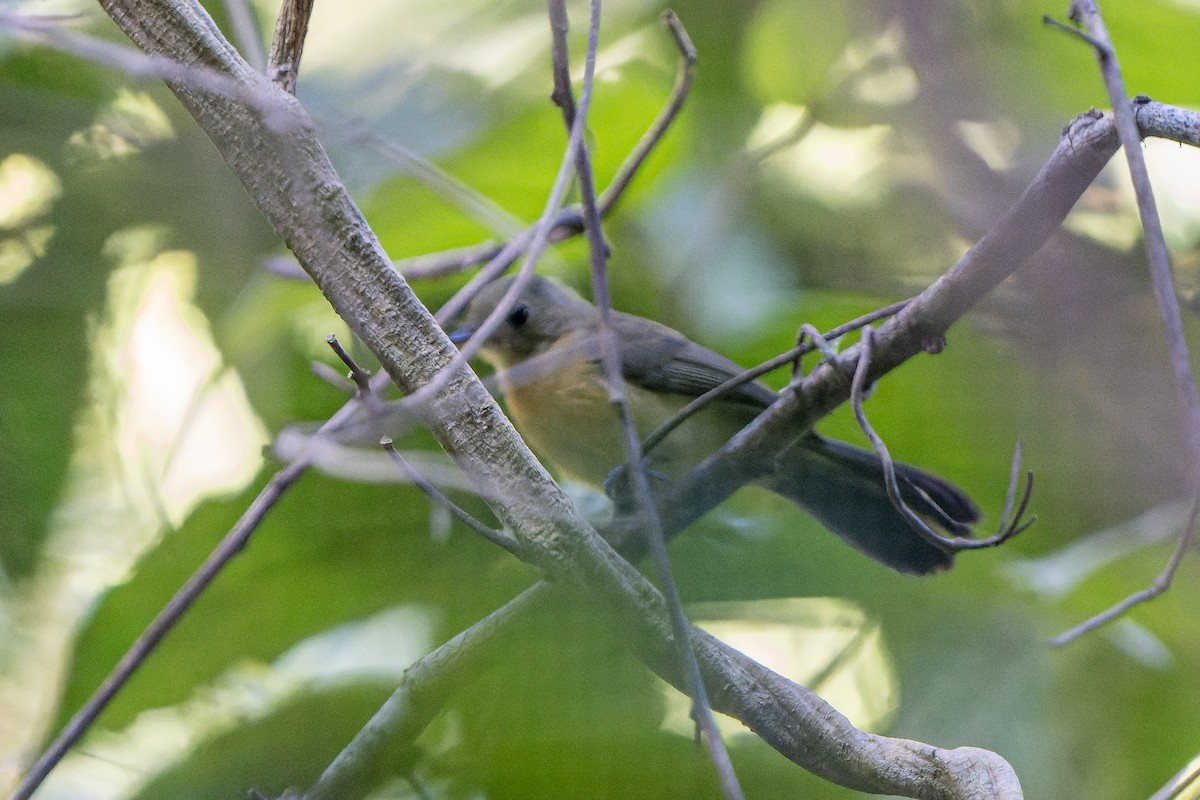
451;274;980;575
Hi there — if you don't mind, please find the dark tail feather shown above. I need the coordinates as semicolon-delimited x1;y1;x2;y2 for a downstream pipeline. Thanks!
763;434;981;576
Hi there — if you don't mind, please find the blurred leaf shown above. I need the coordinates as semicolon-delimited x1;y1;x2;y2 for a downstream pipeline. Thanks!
55;471;526;734
0;309;88;576
129;683;402;800
742;0;849;104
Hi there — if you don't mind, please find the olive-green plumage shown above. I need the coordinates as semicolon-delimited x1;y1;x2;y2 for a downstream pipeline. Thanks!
456;275;979;575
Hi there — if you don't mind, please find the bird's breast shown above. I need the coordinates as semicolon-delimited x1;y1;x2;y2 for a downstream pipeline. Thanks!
499;353;753;489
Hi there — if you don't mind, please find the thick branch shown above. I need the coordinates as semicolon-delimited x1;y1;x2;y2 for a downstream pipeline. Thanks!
95;0;573;573
653;106;1154;538
646;102;1200;579
84;2;1167;797
308;578;1021;800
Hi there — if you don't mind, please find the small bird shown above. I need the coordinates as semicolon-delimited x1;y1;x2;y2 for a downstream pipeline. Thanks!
452;275;979;575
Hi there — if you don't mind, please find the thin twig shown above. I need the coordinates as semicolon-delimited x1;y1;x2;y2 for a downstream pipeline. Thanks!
326;333;373;396
641;299;909;458
806;620;876;697
1041;14;1106;50
340;124;527;242
5;337;398;800
746;109;817;164
389;12;697;281
396;240;505;281
311;359;356;394
268;0;314;94
382;439;520;555
547;0;577;122
595;9;695;214
997;440;1023;532
1049;488;1200;647
851;326;957;552
5;428;342;800
1043;0;1200;642
548;2;742;798
990;441;1038;542
850;327;1033;553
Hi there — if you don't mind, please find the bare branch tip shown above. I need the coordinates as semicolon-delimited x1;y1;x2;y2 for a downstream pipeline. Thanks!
1042;13;1108;53
326;334;373;394
659;10;696;63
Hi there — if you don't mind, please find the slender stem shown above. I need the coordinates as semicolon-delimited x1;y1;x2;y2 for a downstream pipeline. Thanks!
1049;489;1200;647
548;2;742;797
1042;0;1200;643
8;459;315;800
267;0;314;93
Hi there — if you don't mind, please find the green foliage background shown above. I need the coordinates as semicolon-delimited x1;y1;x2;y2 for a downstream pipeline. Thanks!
3;1;1200;798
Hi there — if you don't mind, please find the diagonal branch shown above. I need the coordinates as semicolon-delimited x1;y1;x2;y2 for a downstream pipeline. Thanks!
79;2;1024;798
547;2;741;798
29;3;1200;800
1065;2;1200;465
650;106;1130;542
1040;0;1200;646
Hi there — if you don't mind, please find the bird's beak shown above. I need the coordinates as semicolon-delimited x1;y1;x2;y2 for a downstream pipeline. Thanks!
447;325;473;346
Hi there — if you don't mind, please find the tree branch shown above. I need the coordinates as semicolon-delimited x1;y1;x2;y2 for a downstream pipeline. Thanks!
267;0;313;93
649;107;1128;541
1039;0;1200;646
36;3;1200;799
87;1;1022;796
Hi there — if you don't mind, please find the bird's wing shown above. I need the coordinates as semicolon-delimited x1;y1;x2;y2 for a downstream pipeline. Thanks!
611;312;777;409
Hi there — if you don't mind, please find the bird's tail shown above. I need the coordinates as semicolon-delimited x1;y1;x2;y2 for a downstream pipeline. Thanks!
763;434;981;576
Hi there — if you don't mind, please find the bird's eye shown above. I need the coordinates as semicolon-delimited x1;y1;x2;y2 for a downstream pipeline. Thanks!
506;304;530;327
